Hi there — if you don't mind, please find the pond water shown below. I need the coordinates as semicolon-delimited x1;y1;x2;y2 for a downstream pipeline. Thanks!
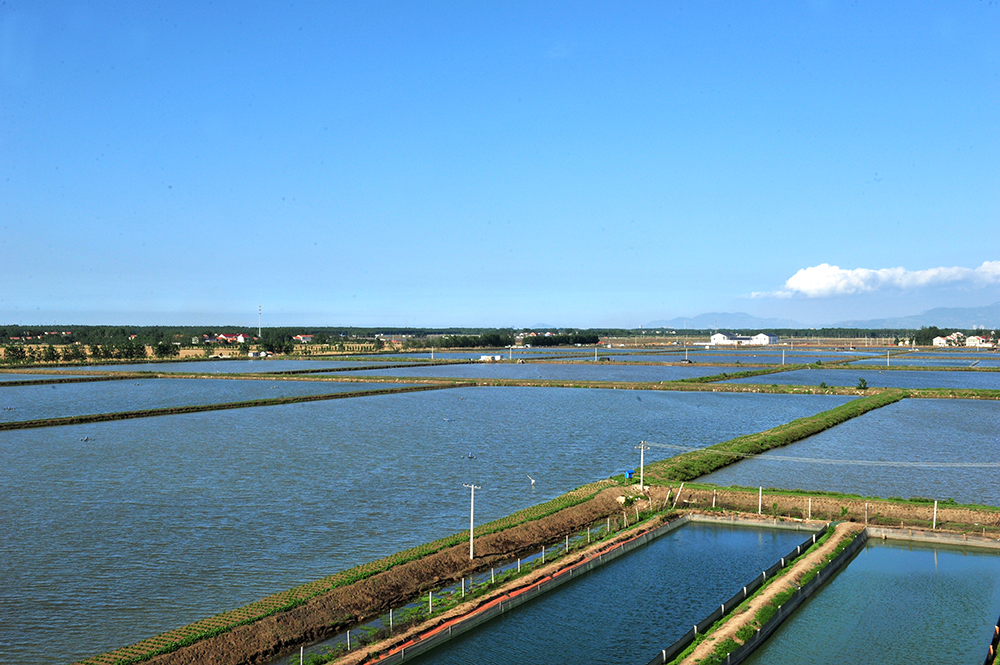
0;378;403;423
336;363;724;382
700;398;1000;506
0;372;88;382
65;359;390;373
0;388;850;664
722;368;1000;390
741;541;1000;665
405;522;809;665
851;355;1000;368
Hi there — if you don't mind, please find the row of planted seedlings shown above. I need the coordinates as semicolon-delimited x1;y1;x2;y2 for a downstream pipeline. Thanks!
287;492;672;665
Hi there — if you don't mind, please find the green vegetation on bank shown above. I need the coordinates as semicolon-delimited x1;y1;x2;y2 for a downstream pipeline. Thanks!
645;390;907;483
77;481;617;665
667;527;865;665
679;366;809;383
0;384;461;432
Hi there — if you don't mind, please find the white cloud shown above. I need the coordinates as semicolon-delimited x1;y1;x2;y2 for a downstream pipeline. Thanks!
776;261;1000;298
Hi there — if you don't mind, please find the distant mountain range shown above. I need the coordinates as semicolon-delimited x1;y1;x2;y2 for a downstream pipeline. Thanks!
648;302;1000;331
831;302;1000;330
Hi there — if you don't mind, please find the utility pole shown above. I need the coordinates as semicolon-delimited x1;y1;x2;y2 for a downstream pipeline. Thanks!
258;305;262;338
463;483;481;560
635;441;650;488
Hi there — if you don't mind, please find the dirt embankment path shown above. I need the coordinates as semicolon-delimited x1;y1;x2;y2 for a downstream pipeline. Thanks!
679;521;864;665
88;486;997;665
675;487;1000;532
137;485;663;665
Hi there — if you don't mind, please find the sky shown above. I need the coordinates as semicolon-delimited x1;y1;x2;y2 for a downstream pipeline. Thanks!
1;2;998;329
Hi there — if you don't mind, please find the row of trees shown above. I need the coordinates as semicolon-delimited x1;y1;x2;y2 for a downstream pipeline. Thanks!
404;331;516;350
527;333;601;347
2;345;89;364
0;340;186;364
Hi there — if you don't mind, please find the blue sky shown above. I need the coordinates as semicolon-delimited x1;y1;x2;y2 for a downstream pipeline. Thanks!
2;2;997;328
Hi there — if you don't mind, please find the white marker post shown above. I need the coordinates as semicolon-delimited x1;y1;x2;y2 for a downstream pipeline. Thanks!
464;482;481;560
635;441;650;489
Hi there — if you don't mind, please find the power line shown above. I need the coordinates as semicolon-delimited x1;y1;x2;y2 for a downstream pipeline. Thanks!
641;440;1000;469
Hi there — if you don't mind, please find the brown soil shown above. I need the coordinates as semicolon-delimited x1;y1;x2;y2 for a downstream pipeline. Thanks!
680;521;864;665
88;486;998;665
675;487;1000;533
135;485;666;665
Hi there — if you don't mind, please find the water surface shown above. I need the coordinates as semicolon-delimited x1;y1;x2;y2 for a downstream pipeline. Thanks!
406;523;809;665
337;363;723;382
723;368;1000;390
701;399;1000;505
0;378;403;423
0;388;850;663
742;542;1000;665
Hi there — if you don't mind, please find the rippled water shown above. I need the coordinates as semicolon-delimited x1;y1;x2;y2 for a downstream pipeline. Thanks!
700;398;1000;505
742;542;1000;665
0;378;403;423
723;368;1000;390
852;354;1000;368
337;362;723;382
406;522;809;665
68;359;385;373
0;372;87;382
0;387;850;663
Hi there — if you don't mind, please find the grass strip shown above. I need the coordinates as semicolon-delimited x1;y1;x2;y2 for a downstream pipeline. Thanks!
261;360;475;375
644;389;906;483
677;365;811;383
76;481;614;665
0;374;157;388
906;387;1000;400
0;384;467;431
665;527;851;665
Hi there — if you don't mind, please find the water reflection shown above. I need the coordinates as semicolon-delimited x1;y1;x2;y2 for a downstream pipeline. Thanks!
742;542;1000;665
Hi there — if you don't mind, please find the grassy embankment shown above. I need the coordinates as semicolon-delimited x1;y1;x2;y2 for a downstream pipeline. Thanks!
80;380;1000;665
643;389;907;483
0;383;467;432
76;482;620;665
668;527;864;665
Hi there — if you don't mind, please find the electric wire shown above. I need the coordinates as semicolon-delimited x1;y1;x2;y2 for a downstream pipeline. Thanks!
641;440;1000;469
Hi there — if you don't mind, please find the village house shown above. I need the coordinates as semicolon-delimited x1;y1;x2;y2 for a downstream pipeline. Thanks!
709;332;779;346
966;335;994;348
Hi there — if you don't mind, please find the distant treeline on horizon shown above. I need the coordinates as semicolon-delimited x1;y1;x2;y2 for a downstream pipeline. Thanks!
0;324;982;349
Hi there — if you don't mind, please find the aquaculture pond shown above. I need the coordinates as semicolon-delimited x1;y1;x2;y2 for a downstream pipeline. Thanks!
403;522;810;665
0;387;852;664
67;358;390;373
850;354;1000;368
722;368;1000;390
0;378;405;423
0;372;88;382
335;362;723;382
700;398;1000;506
741;541;1000;665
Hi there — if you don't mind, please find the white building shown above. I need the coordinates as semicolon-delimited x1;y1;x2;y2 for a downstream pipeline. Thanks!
711;332;778;346
933;332;967;347
966;335;994;348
